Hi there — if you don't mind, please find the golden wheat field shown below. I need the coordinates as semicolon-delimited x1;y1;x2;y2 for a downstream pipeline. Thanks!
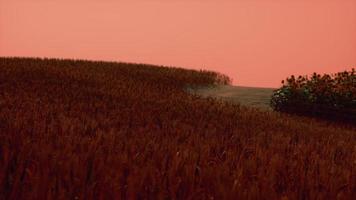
0;57;355;200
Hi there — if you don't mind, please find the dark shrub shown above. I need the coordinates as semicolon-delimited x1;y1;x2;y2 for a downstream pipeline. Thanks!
271;69;356;122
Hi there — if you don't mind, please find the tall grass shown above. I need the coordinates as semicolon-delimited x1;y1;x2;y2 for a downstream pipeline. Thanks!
0;57;355;199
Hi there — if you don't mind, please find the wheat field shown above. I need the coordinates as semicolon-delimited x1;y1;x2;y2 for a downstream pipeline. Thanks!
0;57;355;199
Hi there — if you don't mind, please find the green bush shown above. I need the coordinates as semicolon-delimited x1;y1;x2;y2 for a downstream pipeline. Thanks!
271;69;356;122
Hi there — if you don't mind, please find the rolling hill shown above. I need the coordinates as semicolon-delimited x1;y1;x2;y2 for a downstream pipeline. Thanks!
0;57;355;199
188;85;275;110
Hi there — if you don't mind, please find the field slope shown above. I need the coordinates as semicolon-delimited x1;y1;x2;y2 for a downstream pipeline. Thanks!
188;85;275;110
0;57;355;199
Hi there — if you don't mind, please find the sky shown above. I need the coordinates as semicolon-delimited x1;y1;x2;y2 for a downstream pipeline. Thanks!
1;0;356;88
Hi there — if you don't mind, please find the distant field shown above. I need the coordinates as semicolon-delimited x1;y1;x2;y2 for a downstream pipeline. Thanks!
188;85;275;110
1;57;355;199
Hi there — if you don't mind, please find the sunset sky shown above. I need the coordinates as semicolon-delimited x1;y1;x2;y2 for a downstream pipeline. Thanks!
1;0;355;87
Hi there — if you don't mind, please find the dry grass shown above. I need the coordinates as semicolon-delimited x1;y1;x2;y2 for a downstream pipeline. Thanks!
0;57;355;199
188;85;275;110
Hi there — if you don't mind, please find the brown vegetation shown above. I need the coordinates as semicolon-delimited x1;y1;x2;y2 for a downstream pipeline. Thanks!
0;57;355;199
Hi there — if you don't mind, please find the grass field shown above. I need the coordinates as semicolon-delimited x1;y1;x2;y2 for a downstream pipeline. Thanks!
188;85;275;110
0;57;355;199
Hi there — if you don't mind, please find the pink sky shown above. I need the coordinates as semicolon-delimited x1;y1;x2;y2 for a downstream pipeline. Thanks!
1;0;356;88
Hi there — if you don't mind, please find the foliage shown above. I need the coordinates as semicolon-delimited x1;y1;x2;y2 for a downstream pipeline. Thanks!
271;69;356;122
0;57;355;199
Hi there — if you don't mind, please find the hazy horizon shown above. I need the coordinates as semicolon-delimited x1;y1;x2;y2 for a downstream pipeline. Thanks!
1;0;355;87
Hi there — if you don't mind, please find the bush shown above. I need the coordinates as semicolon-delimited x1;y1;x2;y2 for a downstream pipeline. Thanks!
271;69;356;122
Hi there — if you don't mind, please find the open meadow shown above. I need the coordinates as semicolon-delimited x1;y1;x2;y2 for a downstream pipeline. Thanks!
188;85;275;110
0;57;355;199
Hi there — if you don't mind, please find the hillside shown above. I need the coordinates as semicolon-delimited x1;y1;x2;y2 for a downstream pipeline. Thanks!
0;57;355;199
188;85;275;110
